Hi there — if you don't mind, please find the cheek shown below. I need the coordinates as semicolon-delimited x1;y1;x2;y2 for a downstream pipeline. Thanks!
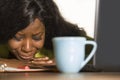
8;40;21;50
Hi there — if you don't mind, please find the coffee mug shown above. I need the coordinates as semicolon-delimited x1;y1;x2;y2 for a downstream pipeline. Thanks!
52;37;97;73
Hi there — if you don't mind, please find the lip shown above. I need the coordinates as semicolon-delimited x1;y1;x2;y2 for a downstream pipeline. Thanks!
20;55;33;60
18;53;34;60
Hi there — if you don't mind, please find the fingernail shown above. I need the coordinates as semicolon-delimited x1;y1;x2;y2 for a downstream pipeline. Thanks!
47;60;53;64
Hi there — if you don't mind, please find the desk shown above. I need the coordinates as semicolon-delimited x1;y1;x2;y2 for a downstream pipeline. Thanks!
0;72;120;80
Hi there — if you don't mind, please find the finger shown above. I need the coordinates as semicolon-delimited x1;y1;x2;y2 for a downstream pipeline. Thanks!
33;57;49;61
30;60;47;65
29;59;54;65
46;60;53;64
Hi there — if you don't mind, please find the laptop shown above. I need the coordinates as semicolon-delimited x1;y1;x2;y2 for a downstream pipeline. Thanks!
93;0;120;71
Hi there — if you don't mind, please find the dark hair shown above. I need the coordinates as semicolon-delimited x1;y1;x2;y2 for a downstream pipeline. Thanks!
0;0;87;49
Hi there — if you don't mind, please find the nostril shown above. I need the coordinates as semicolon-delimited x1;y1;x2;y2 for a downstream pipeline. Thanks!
22;46;33;53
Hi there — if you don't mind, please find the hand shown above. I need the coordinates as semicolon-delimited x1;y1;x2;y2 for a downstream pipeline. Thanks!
28;57;55;66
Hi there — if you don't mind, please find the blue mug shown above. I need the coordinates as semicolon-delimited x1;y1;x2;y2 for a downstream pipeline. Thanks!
52;37;97;73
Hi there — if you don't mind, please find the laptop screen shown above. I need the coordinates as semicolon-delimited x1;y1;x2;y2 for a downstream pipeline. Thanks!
93;0;120;71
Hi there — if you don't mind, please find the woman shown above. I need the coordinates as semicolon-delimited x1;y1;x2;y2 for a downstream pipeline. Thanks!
0;0;91;66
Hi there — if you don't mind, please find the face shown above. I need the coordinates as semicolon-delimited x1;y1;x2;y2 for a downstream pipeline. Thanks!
8;18;45;62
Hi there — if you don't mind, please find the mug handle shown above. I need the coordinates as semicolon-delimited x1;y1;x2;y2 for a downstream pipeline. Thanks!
80;41;97;69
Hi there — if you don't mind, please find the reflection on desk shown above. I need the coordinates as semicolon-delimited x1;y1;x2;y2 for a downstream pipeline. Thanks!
0;72;120;80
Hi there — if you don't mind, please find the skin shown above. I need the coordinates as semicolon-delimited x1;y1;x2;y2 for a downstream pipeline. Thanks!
7;18;53;65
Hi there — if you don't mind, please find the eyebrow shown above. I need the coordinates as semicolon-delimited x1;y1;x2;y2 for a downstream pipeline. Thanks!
16;32;24;36
33;32;44;35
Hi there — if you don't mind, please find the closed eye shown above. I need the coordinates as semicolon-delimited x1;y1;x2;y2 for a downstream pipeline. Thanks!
32;32;44;41
32;36;42;41
13;36;24;41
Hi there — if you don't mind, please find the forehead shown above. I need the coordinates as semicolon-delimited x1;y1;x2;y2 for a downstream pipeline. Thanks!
19;18;45;33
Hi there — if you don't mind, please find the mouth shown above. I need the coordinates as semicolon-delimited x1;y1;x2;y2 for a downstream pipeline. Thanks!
17;53;34;61
20;55;33;60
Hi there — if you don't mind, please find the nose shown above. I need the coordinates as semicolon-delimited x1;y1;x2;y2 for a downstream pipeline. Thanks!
22;39;33;53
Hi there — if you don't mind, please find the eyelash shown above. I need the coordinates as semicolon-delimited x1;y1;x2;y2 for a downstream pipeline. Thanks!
13;36;42;41
32;36;42;41
13;36;23;41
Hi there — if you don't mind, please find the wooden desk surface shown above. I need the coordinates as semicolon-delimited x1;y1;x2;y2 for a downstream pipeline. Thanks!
0;59;120;80
0;72;120;80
